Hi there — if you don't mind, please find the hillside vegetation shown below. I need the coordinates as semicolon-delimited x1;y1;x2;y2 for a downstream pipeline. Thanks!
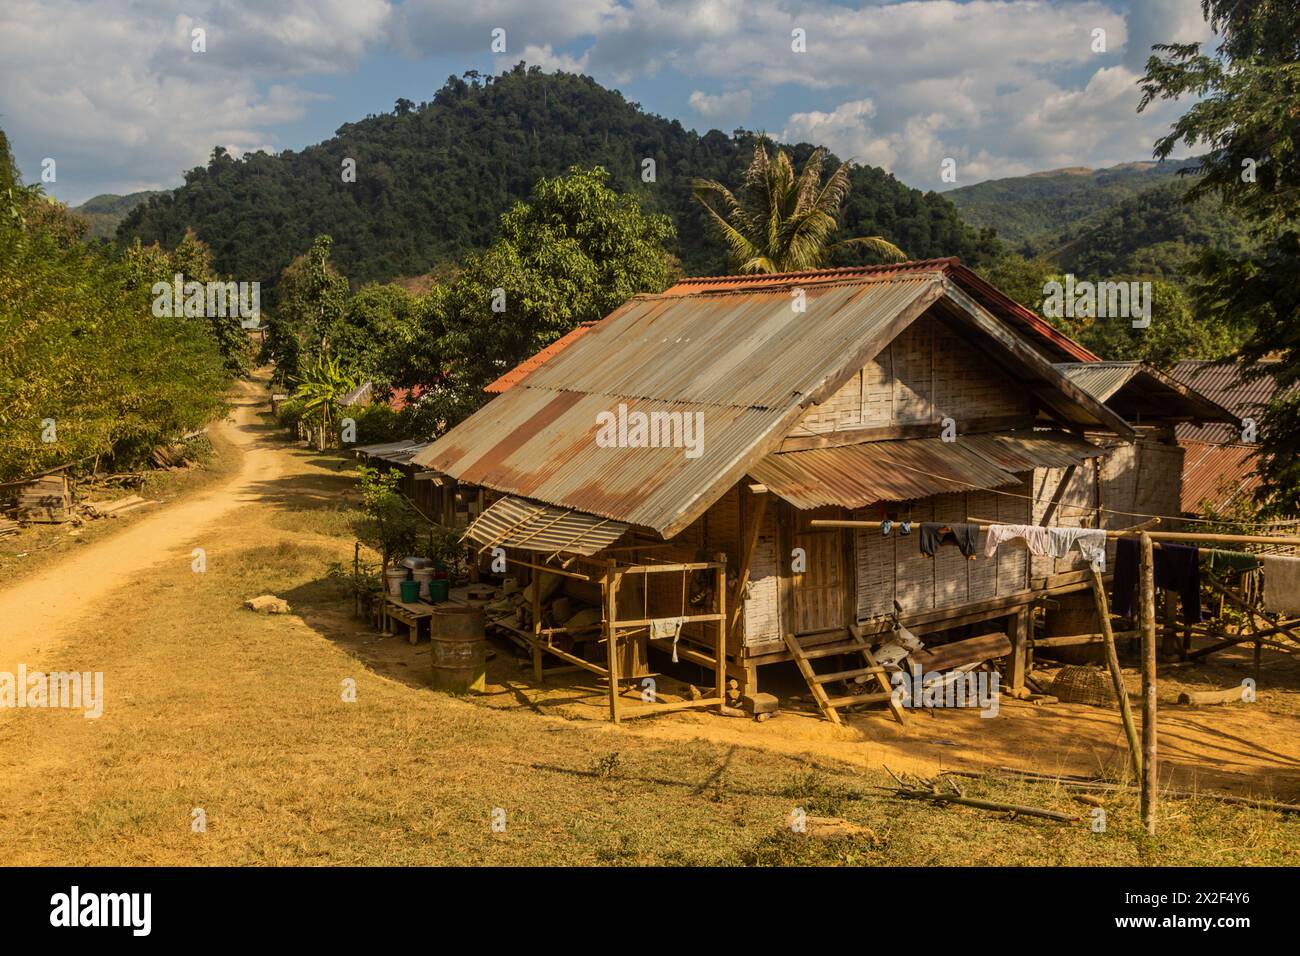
117;65;998;289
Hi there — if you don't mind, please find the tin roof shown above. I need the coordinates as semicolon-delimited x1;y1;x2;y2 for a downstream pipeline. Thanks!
354;439;430;466
666;258;1101;363
749;430;1104;509
1055;361;1239;424
1170;360;1293;514
464;495;629;556
413;268;1131;538
484;322;598;394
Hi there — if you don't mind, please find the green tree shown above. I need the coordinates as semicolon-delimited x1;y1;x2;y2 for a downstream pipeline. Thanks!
286;352;358;451
1139;0;1300;513
0;128;228;482
266;235;349;383
692;143;906;274
434;165;674;412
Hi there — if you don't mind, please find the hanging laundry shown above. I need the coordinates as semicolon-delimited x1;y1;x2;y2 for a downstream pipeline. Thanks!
1112;538;1201;623
649;616;687;662
919;522;979;559
1048;527;1108;572
983;524;1106;571
1262;555;1300;617
983;524;1052;558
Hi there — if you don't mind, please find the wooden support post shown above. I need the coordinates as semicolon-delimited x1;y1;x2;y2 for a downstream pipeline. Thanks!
1138;532;1158;835
1005;607;1028;692
605;559;621;724
1089;568;1142;781
531;569;544;684
715;553;728;706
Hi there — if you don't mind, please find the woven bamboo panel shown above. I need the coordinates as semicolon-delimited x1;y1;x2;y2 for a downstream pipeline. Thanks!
891;320;934;424
966;489;999;602
853;507;895;619
742;504;781;646
892;498;935;613
931;493;970;607
995;475;1031;593
792;506;846;632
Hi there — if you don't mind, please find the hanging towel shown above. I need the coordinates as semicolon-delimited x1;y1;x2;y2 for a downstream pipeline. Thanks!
983;524;1052;558
920;522;980;558
1262;555;1300;617
649;616;687;662
1048;527;1108;572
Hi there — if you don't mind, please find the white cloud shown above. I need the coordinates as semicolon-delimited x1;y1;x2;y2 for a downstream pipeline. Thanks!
688;89;753;120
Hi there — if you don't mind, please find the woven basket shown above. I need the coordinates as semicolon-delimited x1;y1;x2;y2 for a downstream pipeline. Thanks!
1049;665;1116;706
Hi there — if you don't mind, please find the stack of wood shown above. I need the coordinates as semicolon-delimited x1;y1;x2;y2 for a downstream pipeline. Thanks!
0;518;18;538
16;475;72;523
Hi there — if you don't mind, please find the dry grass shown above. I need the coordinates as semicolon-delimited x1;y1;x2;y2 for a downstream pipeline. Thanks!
1;434;1298;866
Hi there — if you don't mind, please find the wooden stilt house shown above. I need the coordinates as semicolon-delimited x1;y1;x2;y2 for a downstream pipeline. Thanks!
410;259;1236;720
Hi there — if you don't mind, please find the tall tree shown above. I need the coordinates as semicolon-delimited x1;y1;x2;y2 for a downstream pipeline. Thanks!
266;235;349;383
1139;0;1300;513
432;165;675;416
692;144;906;274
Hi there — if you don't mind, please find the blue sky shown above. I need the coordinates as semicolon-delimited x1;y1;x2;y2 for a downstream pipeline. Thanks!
0;1;1216;205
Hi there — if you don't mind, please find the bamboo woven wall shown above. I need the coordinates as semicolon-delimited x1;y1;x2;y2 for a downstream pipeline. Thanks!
789;314;1032;437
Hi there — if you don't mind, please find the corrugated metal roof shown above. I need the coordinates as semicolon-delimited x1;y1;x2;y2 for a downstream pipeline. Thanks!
416;386;781;534
484;322;598;394
667;258;1101;363
522;277;940;409
1171;361;1294;514
1180;440;1261;514
749;430;1104;510
464;495;628;556
354;439;430;466
413;267;1128;538
1053;362;1142;402
1057;361;1239;423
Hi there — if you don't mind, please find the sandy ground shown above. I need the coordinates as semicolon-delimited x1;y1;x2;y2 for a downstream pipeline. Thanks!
6;377;1300;805
0;380;278;674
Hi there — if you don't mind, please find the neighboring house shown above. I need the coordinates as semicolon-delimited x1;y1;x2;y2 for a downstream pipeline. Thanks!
1171;360;1294;515
407;259;1234;704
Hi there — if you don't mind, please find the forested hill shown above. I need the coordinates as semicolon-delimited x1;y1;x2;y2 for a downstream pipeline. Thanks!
946;158;1201;248
1038;180;1256;280
116;65;999;286
72;191;163;240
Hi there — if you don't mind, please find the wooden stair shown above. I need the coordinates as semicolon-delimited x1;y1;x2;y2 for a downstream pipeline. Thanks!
783;631;906;726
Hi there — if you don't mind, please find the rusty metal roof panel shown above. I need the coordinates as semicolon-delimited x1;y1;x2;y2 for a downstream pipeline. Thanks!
1179;440;1261;514
1053;362;1142;402
484;321;598;394
962;430;1106;472
464;495;629;556
417;384;781;534
750;430;1105;510
520;276;940;410
353;439;430;465
750;438;1020;510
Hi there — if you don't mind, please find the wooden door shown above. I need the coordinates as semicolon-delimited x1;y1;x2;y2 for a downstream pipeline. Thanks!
792;512;848;633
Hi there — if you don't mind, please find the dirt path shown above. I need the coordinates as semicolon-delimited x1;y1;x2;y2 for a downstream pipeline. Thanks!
0;379;279;673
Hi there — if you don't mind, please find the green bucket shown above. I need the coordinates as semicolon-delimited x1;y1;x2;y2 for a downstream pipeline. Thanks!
398;579;420;603
428;578;450;603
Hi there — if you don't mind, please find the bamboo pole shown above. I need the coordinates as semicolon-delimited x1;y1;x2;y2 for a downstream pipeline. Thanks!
1139;532;1158;835
1088;568;1142;780
531;568;544;684
715;553;728;706
605;559;621;724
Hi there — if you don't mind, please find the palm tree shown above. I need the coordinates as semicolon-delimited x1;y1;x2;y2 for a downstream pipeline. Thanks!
692;144;906;274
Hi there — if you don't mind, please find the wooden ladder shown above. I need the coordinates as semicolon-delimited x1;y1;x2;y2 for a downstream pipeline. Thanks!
783;630;906;726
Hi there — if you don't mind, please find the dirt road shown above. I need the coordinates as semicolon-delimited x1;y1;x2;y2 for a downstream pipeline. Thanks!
0;380;280;673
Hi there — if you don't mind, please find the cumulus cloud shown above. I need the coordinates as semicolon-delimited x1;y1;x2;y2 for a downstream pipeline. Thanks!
0;0;1217;201
0;0;387;201
688;89;753;120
